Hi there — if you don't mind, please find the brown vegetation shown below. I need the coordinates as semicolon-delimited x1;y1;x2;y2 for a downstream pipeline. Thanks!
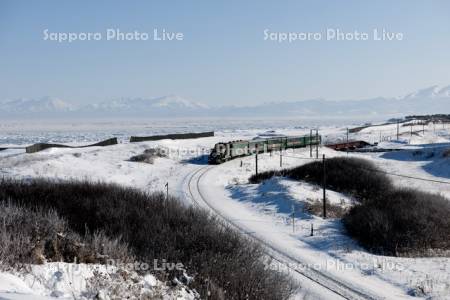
0;179;297;299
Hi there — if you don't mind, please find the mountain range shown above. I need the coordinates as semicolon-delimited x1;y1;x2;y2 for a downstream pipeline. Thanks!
2;85;450;120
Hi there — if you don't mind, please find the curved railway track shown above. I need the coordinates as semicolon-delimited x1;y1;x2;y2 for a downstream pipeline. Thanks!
186;165;383;300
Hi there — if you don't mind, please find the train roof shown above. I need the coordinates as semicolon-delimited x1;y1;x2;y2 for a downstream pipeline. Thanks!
214;134;319;145
250;135;314;142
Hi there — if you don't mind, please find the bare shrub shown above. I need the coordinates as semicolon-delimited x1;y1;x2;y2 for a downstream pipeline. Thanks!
0;202;64;266
304;200;347;218
130;148;168;164
344;189;450;256
250;157;450;257
129;153;155;164
0;179;297;299
0;201;134;268
85;268;169;300
250;157;392;203
442;149;450;158
249;170;288;183
412;150;423;157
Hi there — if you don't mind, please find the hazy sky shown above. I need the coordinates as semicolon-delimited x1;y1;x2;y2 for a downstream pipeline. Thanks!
1;0;450;105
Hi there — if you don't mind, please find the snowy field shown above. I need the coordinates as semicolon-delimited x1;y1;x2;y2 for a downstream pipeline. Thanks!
199;147;450;300
1;119;450;299
0;262;196;300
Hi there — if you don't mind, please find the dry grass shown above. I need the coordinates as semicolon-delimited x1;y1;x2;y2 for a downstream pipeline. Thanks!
0;201;133;268
304;200;348;219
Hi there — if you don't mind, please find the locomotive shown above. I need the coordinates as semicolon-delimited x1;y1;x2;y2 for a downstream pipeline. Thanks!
208;134;321;164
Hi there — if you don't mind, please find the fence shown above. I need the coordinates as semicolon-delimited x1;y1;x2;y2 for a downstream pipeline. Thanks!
130;131;214;142
25;138;118;153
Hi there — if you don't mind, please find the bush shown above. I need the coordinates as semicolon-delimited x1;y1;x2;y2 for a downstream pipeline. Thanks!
443;149;450;158
0;201;133;268
344;189;450;256
250;157;392;202
249;170;288;184
0;179;296;299
304;200;347;218
130;148;168;164
249;157;450;256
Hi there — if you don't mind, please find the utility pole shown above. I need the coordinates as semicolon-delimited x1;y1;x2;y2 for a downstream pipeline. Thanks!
310;129;313;158
316;130;319;159
397;120;400;140
255;144;259;176
165;182;169;201
165;182;169;217
347;128;350;154
411;124;413;136
280;150;283;168
322;154;327;219
423;124;425;135
291;204;295;233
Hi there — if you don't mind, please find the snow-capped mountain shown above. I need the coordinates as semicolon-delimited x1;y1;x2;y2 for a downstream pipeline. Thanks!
151;95;209;109
2;85;450;119
0;97;76;114
224;85;450;118
405;85;450;99
82;95;209;117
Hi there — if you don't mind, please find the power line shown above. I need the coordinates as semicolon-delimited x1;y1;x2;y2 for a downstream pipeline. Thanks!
354;166;450;185
281;155;321;161
278;154;450;186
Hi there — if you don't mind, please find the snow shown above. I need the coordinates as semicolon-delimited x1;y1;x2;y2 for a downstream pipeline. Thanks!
196;151;413;299
0;97;76;114
0;119;323;146
405;85;441;99
0;272;36;295
0;262;196;300
439;85;450;97
405;85;450;99
1;120;450;299
4;85;450;119
152;95;209;109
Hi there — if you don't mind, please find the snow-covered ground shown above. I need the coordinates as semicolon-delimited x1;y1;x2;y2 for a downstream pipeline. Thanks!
197;146;450;300
0;263;196;300
1;120;450;299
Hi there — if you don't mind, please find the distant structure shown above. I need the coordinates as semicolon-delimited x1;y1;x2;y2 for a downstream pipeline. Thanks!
405;114;450;123
25;138;118;153
130;131;214;142
325;141;371;151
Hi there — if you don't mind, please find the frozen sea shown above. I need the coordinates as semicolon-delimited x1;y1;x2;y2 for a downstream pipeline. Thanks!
0;117;367;146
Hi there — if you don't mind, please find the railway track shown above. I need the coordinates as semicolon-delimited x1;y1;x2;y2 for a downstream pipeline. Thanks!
186;166;382;300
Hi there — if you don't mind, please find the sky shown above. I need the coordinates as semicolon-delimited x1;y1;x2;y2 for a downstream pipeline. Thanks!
1;0;450;106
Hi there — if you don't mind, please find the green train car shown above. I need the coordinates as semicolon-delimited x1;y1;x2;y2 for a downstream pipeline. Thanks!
208;134;321;164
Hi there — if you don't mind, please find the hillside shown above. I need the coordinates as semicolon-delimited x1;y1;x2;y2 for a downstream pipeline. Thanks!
2;85;450;119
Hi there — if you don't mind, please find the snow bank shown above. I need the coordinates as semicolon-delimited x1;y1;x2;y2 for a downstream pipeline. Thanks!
0;263;197;300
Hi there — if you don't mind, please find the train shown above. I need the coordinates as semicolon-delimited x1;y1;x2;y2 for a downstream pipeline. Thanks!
208;134;321;164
